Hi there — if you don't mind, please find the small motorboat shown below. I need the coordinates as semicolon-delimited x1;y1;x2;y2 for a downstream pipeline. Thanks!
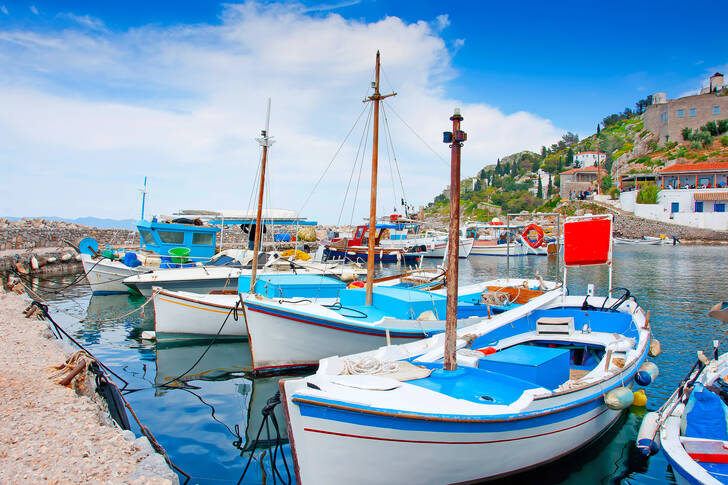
613;236;665;245
637;302;728;485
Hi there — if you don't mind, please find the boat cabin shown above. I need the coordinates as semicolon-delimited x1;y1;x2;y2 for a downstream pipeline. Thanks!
137;219;219;260
332;223;411;247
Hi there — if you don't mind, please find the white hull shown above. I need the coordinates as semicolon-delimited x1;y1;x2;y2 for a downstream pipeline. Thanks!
470;241;528;256
283;391;622;484
81;253;147;294
153;290;247;340
381;237;474;259
244;302;425;372
613;237;664;245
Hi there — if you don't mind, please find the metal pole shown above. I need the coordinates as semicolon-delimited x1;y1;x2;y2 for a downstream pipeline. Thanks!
250;98;274;295
443;109;465;372
140;176;147;221
506;213;510;281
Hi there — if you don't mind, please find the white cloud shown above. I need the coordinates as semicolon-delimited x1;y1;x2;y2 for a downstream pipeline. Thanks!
29;5;38;15
1;5;8;15
0;2;563;222
434;14;450;31
58;13;107;31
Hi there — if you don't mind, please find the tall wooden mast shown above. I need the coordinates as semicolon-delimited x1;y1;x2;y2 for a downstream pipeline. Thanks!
363;51;396;306
250;98;275;294
443;109;466;371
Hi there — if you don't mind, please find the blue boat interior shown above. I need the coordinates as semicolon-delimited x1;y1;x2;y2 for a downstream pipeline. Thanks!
401;308;636;404
239;274;346;299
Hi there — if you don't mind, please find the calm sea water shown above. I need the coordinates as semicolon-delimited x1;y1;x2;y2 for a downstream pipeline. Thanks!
19;245;728;484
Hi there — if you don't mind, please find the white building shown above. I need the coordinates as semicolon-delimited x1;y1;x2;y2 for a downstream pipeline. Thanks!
619;161;728;230
574;151;606;168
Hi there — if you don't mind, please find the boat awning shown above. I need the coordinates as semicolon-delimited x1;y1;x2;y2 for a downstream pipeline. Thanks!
694;191;728;201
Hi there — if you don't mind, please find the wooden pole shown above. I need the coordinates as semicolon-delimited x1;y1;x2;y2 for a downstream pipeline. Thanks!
250;98;274;295
363;51;396;306
443;109;464;372
365;52;381;307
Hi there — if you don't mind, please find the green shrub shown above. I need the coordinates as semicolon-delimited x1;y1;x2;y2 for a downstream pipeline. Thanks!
698;155;708;161
682;127;692;141
721;135;728;147
609;187;620;200
647;139;658;151
718;120;728;135
690;140;702;150
636;183;660;204
664;141;678;151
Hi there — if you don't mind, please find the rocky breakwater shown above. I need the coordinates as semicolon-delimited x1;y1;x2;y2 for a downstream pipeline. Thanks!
0;290;179;484
0;218;138;274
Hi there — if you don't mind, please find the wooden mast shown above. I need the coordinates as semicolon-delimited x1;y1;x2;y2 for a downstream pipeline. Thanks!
364;51;396;306
443;109;466;371
250;98;275;294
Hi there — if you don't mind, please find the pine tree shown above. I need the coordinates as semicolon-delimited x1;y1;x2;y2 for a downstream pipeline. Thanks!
547;173;553;196
537;176;543;198
496;159;501;174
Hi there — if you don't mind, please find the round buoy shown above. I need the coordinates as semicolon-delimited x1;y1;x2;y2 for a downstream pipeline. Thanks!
347;281;365;289
605;387;634;410
635;361;659;386
649;338;661;357
77;237;99;256
636;412;661;456
141;331;156;340
633;389;647;407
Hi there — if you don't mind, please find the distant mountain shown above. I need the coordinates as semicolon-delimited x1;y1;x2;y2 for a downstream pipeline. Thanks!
4;216;137;230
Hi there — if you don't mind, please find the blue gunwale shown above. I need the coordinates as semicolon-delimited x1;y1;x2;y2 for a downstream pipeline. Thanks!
291;348;646;428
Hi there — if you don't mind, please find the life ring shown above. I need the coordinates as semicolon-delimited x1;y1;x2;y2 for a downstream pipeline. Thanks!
522;224;545;249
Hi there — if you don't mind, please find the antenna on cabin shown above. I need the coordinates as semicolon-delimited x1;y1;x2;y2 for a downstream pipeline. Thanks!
139;176;148;221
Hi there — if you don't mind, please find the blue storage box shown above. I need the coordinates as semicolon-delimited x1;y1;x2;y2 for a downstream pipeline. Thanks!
478;344;570;390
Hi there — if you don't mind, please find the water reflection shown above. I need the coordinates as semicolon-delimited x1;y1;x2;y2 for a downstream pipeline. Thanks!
24;244;728;484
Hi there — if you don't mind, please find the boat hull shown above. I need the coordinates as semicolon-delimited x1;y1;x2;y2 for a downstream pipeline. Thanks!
153;290;246;340
470;241;528;256
245;301;432;372
323;247;422;264
81;253;147;294
130;276;239;297
283;385;623;484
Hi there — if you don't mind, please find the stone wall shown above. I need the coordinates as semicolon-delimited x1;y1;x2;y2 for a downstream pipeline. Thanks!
0;218;138;251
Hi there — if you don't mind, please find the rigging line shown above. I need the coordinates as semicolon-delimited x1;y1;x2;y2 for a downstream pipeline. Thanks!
297;104;369;214
381;103;399;210
386;102;449;165
381;103;409;209
245;146;264;221
338;104;374;226
350;103;373;226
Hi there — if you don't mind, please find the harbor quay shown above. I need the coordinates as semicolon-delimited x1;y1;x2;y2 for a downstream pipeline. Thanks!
0;289;179;484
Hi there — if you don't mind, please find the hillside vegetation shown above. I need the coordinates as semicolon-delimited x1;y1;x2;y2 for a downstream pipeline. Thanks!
425;95;728;220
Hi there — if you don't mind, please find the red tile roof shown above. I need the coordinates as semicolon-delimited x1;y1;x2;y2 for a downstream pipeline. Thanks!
658;162;728;173
560;166;607;175
575;151;606;155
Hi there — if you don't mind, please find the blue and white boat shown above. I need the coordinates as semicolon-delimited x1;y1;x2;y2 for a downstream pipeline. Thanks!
80;217;221;294
277;215;653;484
637;302;728;485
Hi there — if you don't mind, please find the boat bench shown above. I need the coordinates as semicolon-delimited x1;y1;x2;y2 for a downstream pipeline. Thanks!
476;344;570;391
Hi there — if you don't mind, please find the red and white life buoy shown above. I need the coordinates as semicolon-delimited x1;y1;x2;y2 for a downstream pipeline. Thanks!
522;224;545;249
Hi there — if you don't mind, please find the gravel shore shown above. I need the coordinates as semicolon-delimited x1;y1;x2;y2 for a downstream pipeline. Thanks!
0;291;176;484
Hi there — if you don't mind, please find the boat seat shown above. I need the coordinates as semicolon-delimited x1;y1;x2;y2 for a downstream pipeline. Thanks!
536;316;574;336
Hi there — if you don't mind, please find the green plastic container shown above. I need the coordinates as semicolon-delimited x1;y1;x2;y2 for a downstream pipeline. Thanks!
168;247;191;264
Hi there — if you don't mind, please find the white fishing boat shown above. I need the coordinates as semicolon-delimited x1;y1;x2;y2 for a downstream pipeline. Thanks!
378;221;474;259
242;55;559;374
80;252;150;294
152;273;349;340
124;252;363;297
636;302;728;485
276;108;655;485
613;236;665;245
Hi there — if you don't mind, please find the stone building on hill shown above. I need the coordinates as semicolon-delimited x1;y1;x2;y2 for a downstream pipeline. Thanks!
559;166;606;198
645;72;728;143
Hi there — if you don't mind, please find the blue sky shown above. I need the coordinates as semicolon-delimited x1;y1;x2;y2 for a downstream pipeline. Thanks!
1;1;726;221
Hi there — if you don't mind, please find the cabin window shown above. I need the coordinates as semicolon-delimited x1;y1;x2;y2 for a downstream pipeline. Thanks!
677;109;684;118
158;231;184;244
689;108;696;117
139;230;155;245
671;202;679;213
695;201;704;212
714;106;721;115
716;203;726;213
192;233;213;245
